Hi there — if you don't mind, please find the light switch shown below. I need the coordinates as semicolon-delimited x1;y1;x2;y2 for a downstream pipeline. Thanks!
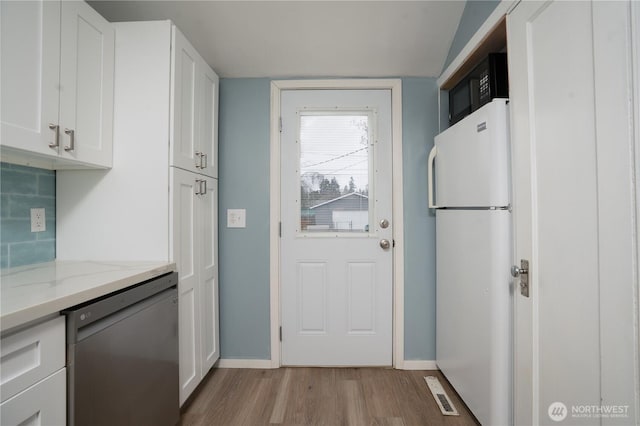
227;209;246;228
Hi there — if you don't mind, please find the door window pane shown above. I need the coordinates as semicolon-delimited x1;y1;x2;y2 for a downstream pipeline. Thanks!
299;112;372;234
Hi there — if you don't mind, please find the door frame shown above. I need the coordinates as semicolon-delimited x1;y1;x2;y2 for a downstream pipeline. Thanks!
269;79;404;368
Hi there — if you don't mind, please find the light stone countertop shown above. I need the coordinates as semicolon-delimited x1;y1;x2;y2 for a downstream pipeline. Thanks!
1;260;176;332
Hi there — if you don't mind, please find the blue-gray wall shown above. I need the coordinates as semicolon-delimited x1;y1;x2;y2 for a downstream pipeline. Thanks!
218;79;272;359
443;0;502;70
0;163;56;268
402;78;438;360
218;78;438;360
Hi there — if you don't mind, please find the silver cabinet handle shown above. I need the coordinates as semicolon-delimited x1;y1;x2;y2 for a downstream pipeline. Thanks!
195;179;202;195
195;152;202;169
64;128;75;152
48;124;59;148
201;153;207;169
379;239;390;250
201;179;207;195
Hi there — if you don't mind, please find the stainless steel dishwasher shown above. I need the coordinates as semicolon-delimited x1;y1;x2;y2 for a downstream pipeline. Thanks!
64;272;179;426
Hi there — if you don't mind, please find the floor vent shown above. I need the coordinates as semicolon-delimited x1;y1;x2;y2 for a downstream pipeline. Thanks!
424;376;459;416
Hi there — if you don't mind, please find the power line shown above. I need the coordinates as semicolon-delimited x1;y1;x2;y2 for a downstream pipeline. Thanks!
301;146;368;168
323;158;368;176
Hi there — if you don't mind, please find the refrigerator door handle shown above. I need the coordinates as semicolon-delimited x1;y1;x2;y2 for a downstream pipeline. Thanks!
428;146;439;209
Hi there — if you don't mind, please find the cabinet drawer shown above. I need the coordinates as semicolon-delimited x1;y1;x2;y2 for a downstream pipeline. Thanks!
0;368;66;426
0;316;65;402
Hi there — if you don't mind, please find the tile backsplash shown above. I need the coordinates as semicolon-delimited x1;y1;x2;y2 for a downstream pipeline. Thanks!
1;162;56;268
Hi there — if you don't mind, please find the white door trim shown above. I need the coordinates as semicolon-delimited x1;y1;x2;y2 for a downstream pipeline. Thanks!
269;79;404;368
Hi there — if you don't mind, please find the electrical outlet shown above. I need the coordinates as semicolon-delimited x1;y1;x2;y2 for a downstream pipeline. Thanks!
30;208;46;232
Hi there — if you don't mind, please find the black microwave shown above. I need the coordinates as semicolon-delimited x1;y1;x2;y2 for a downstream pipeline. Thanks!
449;53;509;125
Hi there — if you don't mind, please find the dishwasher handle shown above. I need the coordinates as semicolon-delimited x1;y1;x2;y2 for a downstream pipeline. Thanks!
63;272;177;343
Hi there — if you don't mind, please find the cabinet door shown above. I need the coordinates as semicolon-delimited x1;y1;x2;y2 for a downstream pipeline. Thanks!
199;63;219;178
171;27;200;174
199;177;219;372
1;316;65;403
171;167;201;406
0;368;66;426
59;0;114;168
0;0;61;157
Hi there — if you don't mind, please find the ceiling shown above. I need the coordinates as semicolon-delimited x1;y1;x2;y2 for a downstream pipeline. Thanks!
89;1;466;79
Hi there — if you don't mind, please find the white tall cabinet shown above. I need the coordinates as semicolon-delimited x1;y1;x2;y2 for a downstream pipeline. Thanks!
56;21;219;405
0;0;114;169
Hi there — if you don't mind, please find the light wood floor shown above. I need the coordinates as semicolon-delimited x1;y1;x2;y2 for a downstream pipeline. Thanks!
180;368;479;426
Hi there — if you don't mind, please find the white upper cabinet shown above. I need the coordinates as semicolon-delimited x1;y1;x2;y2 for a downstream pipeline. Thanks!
199;66;219;178
171;28;219;177
0;1;61;158
0;0;114;169
58;1;114;167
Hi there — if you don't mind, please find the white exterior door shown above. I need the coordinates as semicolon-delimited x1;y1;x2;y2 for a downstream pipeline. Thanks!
280;89;393;366
509;1;639;425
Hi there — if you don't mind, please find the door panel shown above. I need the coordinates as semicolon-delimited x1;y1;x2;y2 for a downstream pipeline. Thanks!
346;262;376;334
509;3;601;423
281;89;392;366
508;1;639;424
297;262;327;333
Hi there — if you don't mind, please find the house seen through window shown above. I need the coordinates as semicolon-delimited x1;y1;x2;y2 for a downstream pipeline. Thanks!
299;113;373;233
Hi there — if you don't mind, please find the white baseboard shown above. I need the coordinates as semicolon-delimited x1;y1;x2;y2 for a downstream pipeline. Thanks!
401;360;439;370
216;359;274;369
216;358;437;370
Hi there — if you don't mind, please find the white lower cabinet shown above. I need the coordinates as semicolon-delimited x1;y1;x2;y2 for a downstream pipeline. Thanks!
0;317;66;426
173;169;219;401
0;368;66;426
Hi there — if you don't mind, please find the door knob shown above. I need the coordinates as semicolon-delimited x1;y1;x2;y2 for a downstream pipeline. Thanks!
511;259;530;297
510;265;528;277
379;219;389;229
379;239;390;250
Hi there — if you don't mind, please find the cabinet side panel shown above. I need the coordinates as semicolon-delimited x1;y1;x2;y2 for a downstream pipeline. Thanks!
57;22;171;260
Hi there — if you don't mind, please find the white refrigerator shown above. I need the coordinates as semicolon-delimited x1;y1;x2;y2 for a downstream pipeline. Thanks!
428;99;512;425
